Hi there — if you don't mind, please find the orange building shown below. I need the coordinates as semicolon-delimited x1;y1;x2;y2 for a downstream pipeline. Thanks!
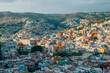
91;32;99;38
36;42;39;45
93;34;98;38
71;63;76;66
84;38;90;42
57;41;61;46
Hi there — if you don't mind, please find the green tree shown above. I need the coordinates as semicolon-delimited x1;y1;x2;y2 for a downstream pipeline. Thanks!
94;37;98;40
53;52;70;57
72;51;83;56
31;45;43;52
17;48;23;55
17;48;28;55
0;42;2;60
28;68;35;72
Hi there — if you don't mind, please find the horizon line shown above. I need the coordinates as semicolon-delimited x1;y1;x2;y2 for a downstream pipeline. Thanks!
0;10;110;15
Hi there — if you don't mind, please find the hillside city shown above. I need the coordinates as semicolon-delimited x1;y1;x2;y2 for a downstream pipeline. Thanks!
0;12;110;73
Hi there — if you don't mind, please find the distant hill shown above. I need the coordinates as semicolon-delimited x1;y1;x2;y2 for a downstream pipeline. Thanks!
0;11;110;39
0;11;110;21
0;11;109;29
0;11;110;28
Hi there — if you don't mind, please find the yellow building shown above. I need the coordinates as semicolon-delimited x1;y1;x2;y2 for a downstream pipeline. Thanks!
23;72;29;73
86;23;88;26
53;56;61;63
100;48;107;53
80;30;84;34
100;48;105;53
69;35;75;40
62;43;65;46
65;41;69;44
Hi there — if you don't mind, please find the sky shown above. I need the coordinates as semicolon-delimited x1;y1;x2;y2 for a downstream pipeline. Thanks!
0;0;110;14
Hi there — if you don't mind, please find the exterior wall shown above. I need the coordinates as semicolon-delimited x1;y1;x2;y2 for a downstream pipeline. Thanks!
19;39;30;45
20;39;38;45
30;40;37;46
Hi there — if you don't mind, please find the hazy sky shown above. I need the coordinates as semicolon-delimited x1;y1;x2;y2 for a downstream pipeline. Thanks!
0;0;110;14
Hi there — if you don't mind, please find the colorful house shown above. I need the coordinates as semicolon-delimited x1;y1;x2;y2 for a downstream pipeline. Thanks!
100;48;107;53
53;56;61;63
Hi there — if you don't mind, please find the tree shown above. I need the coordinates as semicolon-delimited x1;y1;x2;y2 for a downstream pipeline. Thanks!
17;48;28;55
72;51;83;56
94;49;100;56
28;68;35;72
53;52;70;57
17;43;29;55
4;63;9;68
17;48;23;55
93;37;98;40
34;62;41;70
88;22;92;26
31;45;43;52
0;42;2;60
